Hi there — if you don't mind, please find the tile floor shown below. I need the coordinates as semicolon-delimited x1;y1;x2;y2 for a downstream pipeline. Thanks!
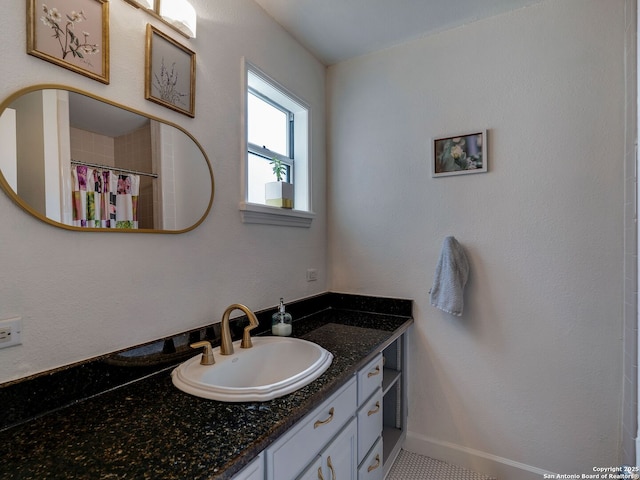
387;450;497;480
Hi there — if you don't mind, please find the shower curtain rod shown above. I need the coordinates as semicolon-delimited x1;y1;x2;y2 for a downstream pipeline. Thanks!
71;160;158;178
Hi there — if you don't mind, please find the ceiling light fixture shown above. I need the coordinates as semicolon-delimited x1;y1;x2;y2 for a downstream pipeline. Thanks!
159;0;197;38
137;0;154;8
123;0;197;39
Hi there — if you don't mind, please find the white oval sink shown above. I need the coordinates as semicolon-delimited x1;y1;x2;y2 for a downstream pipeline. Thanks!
171;336;333;402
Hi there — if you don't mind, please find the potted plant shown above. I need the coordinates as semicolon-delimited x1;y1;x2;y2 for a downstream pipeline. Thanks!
265;157;294;209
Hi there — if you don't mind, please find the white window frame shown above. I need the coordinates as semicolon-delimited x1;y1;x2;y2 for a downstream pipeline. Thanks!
240;58;314;227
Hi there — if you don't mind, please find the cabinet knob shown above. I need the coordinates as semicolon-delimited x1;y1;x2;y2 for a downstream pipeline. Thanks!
367;454;381;472
367;365;381;377
327;456;336;480
367;401;381;416
314;407;335;429
317;466;325;480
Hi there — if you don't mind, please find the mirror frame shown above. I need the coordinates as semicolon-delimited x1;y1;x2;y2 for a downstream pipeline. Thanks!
0;84;214;234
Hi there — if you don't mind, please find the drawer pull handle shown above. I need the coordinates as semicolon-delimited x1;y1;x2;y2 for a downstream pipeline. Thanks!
367;454;381;472
367;401;381;416
314;407;335;429
367;365;381;377
327;456;336;480
317;466;325;480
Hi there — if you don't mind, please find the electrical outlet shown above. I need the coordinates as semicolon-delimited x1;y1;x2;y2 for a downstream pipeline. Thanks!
0;317;22;349
306;268;318;282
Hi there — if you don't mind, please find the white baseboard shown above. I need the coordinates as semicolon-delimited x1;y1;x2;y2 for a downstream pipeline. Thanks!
404;431;556;480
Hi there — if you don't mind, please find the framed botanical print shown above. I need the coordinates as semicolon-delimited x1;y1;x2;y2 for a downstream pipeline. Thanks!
27;0;110;84
145;24;196;117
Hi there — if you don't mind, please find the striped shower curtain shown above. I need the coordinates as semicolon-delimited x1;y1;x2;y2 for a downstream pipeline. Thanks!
71;165;140;229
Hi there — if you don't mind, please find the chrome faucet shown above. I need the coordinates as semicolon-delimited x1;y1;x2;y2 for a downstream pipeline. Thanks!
220;303;259;355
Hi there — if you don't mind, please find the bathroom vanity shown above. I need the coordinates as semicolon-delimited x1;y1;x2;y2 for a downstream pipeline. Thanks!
0;293;412;480
259;333;406;480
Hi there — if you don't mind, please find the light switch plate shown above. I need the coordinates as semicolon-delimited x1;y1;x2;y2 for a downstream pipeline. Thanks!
306;268;318;281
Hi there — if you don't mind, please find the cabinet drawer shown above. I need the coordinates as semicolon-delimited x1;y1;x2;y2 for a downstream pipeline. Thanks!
267;377;357;480
357;354;383;405
357;388;382;464
357;437;383;480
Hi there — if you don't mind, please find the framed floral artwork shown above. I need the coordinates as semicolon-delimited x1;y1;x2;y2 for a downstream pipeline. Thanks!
432;130;487;177
27;0;110;84
145;24;196;117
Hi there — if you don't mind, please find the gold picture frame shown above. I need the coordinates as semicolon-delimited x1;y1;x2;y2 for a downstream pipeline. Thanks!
145;24;196;117
27;0;110;84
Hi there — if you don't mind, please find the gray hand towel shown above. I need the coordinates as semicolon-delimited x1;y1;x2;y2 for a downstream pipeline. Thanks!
429;236;469;316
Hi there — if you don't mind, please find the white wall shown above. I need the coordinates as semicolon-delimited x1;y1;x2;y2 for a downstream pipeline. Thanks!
328;0;626;477
0;0;327;383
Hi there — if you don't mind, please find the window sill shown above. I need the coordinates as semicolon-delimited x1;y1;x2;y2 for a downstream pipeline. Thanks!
239;202;315;227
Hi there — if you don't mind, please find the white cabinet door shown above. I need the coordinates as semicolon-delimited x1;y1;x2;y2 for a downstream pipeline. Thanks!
322;418;357;480
299;418;357;480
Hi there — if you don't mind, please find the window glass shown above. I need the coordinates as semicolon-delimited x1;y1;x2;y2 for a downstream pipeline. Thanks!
248;92;289;156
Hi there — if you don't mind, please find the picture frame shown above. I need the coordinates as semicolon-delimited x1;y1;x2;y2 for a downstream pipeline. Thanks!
145;24;196;118
432;130;487;177
27;0;110;84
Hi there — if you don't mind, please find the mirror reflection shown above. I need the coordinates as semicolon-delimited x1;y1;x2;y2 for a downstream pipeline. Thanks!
0;86;213;232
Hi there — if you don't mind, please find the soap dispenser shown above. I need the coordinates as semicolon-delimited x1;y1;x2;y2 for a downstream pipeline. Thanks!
271;298;292;336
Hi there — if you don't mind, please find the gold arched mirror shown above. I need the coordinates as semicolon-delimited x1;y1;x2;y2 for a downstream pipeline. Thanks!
0;85;214;233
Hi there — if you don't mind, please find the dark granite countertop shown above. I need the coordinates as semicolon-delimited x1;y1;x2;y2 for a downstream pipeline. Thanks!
0;293;412;480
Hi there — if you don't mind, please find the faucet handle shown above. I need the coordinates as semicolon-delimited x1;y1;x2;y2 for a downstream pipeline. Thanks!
240;310;259;349
190;341;215;365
